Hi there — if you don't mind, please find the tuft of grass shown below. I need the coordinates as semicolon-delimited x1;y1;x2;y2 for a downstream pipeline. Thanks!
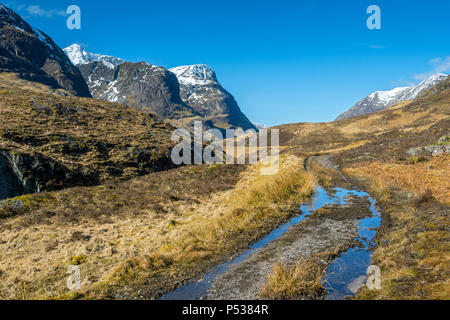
260;256;326;300
406;156;429;165
243;168;315;207
369;176;390;200
68;255;87;265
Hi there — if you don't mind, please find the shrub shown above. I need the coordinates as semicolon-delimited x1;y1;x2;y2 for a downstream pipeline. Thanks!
260;257;326;300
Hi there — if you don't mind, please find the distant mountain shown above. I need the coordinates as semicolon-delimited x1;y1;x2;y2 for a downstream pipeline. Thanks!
336;73;448;121
64;44;256;131
0;4;91;97
77;59;195;120
169;64;256;130
253;122;268;130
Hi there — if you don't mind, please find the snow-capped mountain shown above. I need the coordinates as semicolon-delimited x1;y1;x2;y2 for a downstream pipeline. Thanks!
397;73;448;101
0;4;91;97
170;64;217;86
336;73;448;121
169;64;256;130
63;44;256;130
77;59;193;120
64;44;124;69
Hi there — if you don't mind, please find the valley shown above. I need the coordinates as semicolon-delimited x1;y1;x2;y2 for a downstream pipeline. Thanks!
0;3;448;301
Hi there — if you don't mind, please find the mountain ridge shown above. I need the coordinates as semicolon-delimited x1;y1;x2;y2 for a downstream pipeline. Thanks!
64;44;124;69
63;44;256;131
336;73;448;121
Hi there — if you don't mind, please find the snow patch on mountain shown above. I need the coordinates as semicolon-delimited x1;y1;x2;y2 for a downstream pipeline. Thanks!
336;73;448;121
398;73;448;101
169;64;217;86
169;64;224;107
63;44;124;69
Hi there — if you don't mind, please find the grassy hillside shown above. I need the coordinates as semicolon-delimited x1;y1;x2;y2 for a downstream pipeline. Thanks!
275;77;449;300
0;155;314;299
276;77;450;158
0;73;175;192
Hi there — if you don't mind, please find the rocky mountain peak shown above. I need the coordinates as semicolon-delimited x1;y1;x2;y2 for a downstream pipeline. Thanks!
399;73;448;101
169;64;256;130
63;44;124;69
66;45;257;130
169;64;217;85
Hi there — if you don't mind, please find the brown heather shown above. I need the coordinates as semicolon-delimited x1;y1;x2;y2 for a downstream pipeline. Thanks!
0;73;175;188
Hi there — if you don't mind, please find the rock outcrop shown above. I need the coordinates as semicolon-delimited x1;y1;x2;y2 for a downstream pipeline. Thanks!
0;150;97;200
170;64;256;130
406;135;450;158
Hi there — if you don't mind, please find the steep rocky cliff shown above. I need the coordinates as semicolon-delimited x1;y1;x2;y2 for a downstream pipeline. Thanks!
0;4;91;97
170;64;256;130
77;60;197;120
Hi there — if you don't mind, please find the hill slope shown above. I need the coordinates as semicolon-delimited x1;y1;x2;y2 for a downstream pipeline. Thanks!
0;73;175;199
0;5;91;97
278;76;450;158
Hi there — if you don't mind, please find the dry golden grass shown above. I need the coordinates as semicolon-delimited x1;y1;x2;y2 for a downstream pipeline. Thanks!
344;155;450;204
0;163;244;299
356;214;450;300
260;255;327;300
0;154;314;299
344;156;450;300
368;176;390;201
319;140;372;154
239;165;315;207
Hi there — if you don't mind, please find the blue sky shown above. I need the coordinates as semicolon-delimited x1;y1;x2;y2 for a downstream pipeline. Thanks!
4;0;450;126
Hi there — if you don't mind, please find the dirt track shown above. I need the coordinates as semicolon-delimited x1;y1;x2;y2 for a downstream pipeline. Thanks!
204;156;372;300
205;198;371;299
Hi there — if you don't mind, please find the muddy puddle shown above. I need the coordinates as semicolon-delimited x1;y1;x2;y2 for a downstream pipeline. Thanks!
324;195;381;299
161;186;381;300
